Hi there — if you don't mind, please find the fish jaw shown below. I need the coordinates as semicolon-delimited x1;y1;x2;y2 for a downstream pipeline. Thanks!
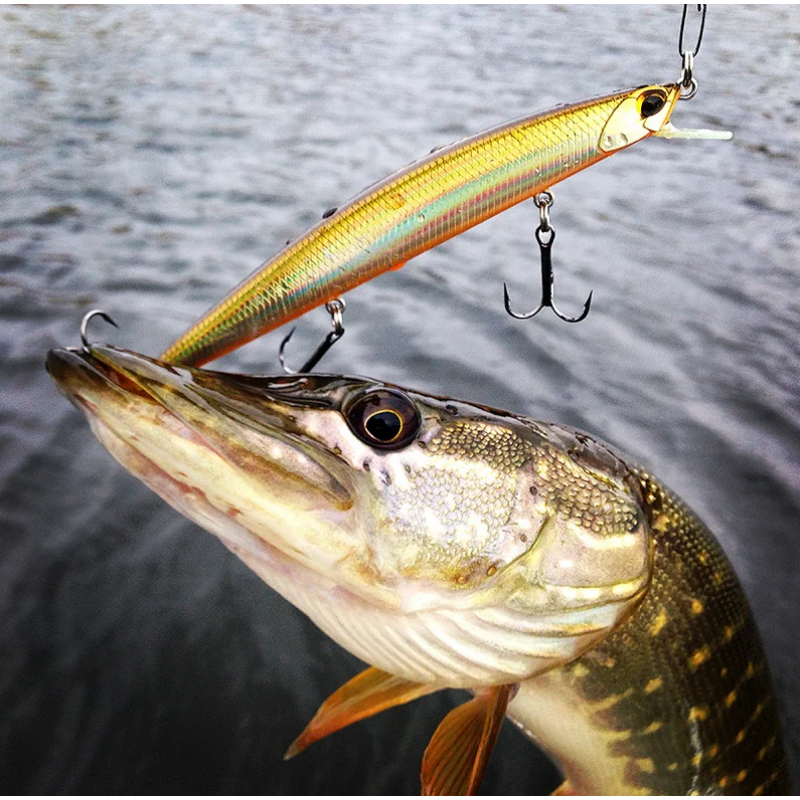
46;346;377;585
47;346;654;688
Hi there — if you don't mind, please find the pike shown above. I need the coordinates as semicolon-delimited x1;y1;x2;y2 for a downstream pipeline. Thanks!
48;344;788;795
160;84;730;368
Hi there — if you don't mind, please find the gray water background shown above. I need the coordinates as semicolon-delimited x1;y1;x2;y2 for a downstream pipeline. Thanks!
1;5;798;794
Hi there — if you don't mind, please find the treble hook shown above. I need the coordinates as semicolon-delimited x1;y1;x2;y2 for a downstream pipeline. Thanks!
678;4;707;100
279;298;346;374
503;194;592;324
80;309;119;352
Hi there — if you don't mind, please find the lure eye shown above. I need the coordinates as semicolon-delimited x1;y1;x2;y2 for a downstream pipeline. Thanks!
344;389;420;450
640;92;667;118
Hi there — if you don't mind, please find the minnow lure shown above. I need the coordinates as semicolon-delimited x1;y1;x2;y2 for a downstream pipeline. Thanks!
48;344;788;794
161;84;730;368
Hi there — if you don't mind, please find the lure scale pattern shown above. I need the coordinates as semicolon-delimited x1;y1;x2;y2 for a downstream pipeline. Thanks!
162;91;632;367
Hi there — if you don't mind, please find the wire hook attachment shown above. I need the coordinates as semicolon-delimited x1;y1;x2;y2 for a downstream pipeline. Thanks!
678;4;707;100
279;298;346;374
503;193;592;324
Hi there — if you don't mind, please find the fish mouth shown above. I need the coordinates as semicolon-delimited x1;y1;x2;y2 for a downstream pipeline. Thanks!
47;345;352;501
46;346;361;579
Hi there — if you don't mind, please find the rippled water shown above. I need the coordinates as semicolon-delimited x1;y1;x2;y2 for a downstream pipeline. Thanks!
1;5;798;793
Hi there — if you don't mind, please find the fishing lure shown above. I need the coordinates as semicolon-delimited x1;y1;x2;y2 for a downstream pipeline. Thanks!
161;83;729;368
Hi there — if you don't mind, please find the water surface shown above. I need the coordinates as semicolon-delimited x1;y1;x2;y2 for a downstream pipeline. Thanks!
1;5;798;793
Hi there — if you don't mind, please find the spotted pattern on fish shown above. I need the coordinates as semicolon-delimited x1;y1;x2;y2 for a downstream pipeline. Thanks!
556;470;789;794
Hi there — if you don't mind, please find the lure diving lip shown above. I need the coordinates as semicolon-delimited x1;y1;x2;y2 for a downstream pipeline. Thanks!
652;121;733;139
160;83;730;368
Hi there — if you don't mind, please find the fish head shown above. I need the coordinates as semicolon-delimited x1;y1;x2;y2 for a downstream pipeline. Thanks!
48;346;653;688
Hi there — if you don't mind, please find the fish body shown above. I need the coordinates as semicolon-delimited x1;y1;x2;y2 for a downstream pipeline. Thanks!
47;345;788;794
507;471;787;795
161;84;684;367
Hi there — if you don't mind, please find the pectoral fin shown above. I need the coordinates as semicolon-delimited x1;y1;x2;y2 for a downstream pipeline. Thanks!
420;683;515;796
284;666;438;759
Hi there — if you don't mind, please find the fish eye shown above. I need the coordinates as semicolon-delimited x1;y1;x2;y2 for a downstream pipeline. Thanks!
344;389;420;450
640;91;667;118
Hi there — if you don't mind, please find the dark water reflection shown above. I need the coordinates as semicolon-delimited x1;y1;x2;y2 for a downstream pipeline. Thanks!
1;5;798;793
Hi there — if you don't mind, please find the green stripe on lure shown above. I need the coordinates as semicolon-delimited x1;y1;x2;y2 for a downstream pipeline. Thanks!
161;85;730;368
48;345;786;795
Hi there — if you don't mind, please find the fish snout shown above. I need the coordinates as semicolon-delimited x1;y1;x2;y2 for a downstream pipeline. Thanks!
46;346;146;410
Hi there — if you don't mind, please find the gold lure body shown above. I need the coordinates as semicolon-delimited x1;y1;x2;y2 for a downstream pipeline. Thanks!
161;84;693;367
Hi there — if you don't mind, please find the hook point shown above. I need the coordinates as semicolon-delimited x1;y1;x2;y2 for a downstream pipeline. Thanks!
504;281;545;321
279;327;298;374
553;289;593;324
80;309;119;352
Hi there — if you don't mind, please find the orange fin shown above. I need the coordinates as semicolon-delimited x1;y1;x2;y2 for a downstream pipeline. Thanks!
388;259;408;272
284;666;437;759
420;683;514;796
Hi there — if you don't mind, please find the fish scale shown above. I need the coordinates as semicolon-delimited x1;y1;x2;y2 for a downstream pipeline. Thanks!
509;470;789;794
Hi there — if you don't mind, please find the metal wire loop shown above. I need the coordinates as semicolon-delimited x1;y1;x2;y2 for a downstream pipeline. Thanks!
680;76;699;101
325;298;346;334
678;4;706;58
678;4;706;99
535;192;553;233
